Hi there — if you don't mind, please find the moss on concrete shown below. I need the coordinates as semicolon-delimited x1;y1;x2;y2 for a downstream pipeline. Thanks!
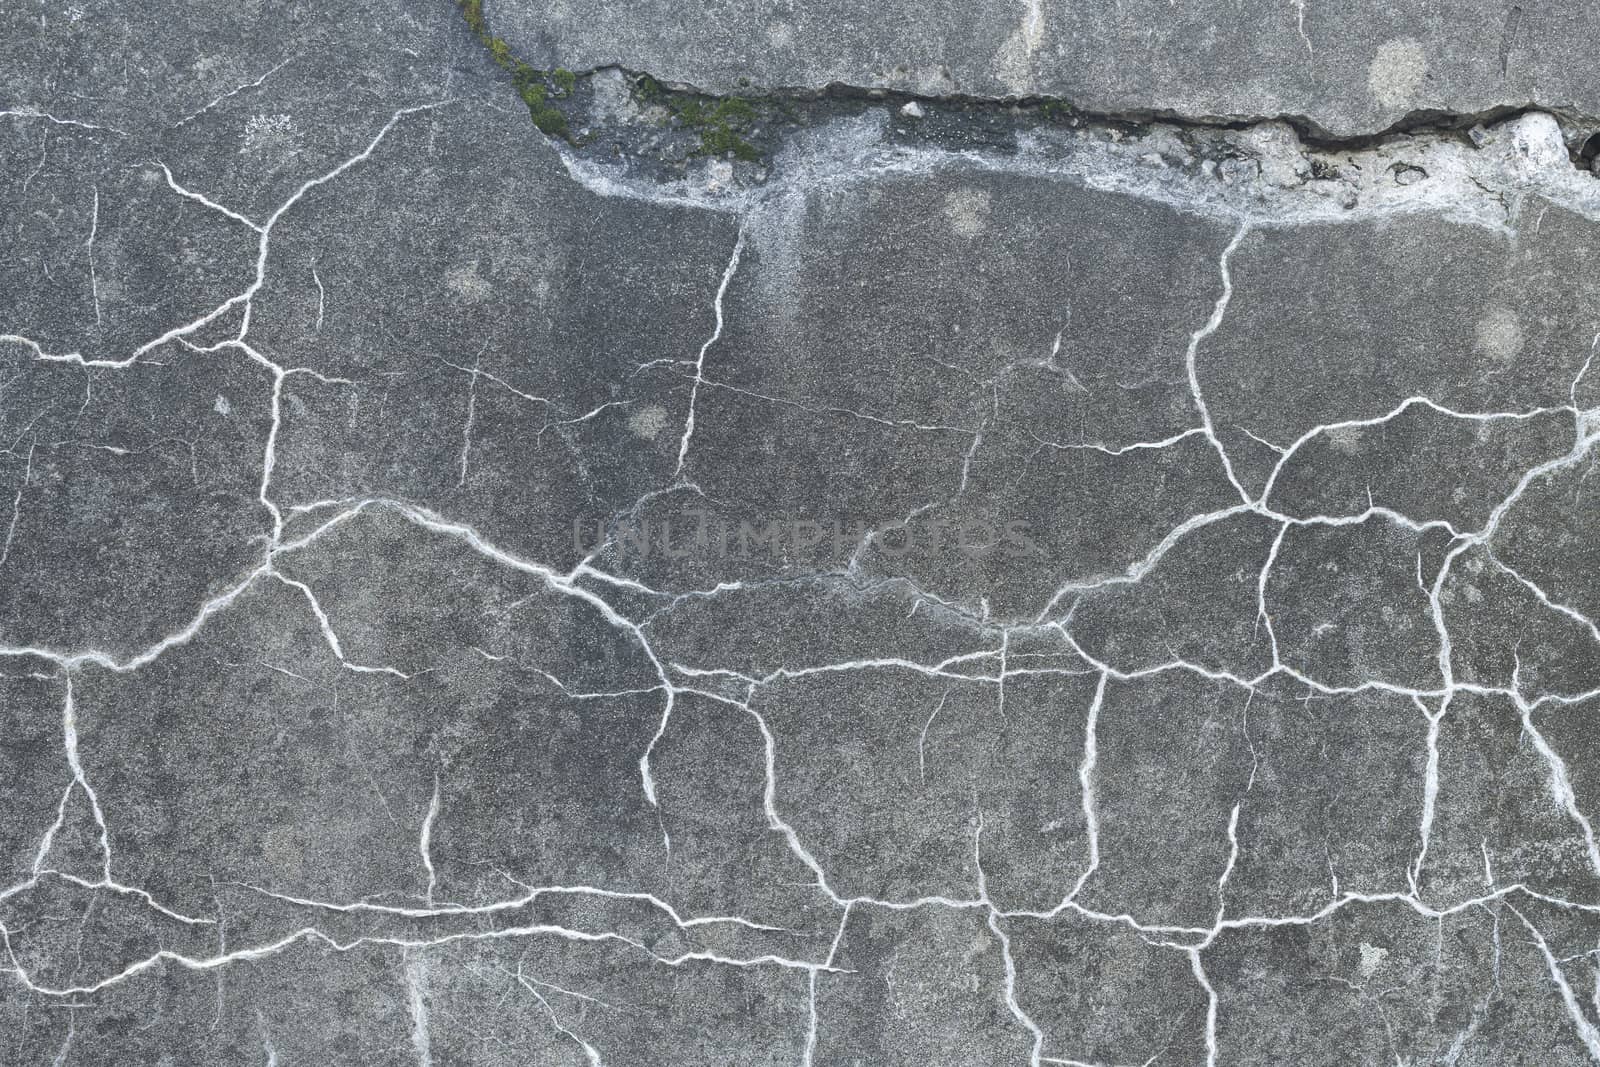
457;1;570;139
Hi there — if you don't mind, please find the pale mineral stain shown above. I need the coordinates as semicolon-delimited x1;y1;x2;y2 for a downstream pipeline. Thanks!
1473;307;1524;363
766;21;795;49
1367;38;1427;109
628;404;669;440
240;113;297;157
445;261;494;304
993;0;1045;94
1326;425;1364;453
943;189;992;237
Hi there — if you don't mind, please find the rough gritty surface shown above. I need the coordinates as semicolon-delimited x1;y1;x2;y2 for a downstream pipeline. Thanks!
489;0;1600;137
6;0;1600;1064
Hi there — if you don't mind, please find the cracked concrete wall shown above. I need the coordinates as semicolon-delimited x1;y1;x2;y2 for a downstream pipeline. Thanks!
488;0;1600;136
4;0;1600;1064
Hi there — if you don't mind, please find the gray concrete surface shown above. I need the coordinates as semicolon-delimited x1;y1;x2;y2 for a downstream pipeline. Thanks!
490;0;1600;136
5;0;1600;1063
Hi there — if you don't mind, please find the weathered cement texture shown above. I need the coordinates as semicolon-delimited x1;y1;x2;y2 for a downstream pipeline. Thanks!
489;0;1600;136
5;0;1600;1064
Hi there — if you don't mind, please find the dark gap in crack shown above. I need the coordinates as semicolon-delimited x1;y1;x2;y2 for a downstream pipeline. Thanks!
454;0;1600;191
463;12;1575;130
1577;130;1600;174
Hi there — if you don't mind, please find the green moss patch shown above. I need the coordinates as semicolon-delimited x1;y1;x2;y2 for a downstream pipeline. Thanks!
656;90;764;161
457;1;571;139
457;1;772;162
